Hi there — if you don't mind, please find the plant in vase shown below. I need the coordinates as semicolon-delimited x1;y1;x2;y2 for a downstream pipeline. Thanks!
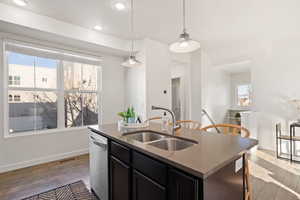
118;107;136;123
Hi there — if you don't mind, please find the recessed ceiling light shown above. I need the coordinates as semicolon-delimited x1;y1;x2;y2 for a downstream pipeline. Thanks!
111;0;128;11
94;25;103;31
114;2;126;10
13;0;28;6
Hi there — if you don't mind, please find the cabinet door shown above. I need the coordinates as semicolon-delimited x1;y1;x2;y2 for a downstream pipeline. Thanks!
133;170;166;200
168;169;199;200
110;156;130;200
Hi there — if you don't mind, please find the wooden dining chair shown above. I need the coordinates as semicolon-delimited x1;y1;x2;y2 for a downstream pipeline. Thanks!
176;120;201;130
200;124;252;200
200;123;250;138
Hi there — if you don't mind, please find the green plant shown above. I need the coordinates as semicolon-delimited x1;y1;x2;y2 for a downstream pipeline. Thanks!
118;107;136;122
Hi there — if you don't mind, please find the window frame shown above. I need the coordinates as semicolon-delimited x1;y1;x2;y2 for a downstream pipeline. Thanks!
3;40;103;138
235;84;252;107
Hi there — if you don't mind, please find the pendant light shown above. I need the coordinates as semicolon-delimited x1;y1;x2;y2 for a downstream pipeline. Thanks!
169;0;200;53
122;0;142;67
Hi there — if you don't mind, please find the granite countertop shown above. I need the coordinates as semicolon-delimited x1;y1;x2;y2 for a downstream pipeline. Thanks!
89;123;258;179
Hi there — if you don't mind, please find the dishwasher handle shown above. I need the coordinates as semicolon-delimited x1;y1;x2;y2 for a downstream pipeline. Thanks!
90;136;107;150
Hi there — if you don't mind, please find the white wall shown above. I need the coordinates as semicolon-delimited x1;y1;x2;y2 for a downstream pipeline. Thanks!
101;55;125;124
189;51;202;122
145;39;172;118
252;38;300;150
171;61;191;120
125;39;172;121
201;51;231;126
0;38;125;173
124;46;147;120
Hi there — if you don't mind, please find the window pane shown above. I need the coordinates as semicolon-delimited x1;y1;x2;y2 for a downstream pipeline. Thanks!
9;90;35;133
8;52;34;88
64;62;82;90
64;92;82;127
82;93;98;126
237;85;251;106
82;65;98;91
35;91;57;130
35;57;58;89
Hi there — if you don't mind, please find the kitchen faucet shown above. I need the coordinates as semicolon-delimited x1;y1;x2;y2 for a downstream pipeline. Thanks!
151;106;179;135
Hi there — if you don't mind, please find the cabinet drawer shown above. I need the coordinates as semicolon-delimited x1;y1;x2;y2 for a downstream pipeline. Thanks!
132;151;167;185
110;141;130;164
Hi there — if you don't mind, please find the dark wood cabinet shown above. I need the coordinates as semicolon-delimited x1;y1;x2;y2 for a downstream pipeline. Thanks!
168;168;199;200
110;156;130;200
92;133;245;200
132;170;166;200
132;151;167;185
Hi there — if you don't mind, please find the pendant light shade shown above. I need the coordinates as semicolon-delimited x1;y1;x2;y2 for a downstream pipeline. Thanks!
121;55;141;67
169;31;200;53
122;0;142;67
169;0;200;53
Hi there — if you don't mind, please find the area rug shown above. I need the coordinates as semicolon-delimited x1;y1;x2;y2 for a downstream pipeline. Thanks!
22;180;98;200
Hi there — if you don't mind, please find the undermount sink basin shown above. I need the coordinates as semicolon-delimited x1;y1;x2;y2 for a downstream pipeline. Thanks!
149;138;196;151
125;131;165;143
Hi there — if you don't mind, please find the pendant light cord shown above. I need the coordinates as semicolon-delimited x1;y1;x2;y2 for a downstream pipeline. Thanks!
130;0;134;56
183;0;186;32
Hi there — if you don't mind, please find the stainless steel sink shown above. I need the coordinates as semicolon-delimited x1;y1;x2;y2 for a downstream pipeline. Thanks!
125;131;165;143
149;138;196;151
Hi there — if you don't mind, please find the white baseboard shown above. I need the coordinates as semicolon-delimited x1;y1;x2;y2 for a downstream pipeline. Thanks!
0;148;89;174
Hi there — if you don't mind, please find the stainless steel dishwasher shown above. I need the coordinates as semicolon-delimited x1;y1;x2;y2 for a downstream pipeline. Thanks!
89;131;108;200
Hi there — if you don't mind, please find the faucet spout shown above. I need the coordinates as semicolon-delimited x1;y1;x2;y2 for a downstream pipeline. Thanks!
151;106;178;135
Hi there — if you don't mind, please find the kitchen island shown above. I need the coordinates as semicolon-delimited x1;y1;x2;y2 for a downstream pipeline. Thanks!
89;123;258;200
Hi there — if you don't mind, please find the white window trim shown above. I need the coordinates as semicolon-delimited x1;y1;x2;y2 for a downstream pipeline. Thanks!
3;40;103;138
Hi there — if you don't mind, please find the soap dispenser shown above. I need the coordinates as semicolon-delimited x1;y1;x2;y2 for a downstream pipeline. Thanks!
161;112;168;131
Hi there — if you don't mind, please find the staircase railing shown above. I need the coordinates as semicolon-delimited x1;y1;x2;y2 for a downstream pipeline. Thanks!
201;109;221;133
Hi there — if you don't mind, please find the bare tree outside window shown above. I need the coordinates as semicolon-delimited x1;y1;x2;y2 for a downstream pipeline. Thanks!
63;62;98;128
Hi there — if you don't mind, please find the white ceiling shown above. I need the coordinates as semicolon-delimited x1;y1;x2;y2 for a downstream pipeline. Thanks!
1;0;300;62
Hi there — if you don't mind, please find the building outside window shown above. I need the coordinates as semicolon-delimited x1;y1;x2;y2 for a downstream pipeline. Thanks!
14;95;21;102
8;76;13;85
236;84;252;107
4;41;101;136
42;77;47;83
8;75;21;85
14;76;21;85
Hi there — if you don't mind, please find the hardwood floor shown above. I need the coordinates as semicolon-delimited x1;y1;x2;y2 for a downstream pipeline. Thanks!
249;149;300;200
0;155;90;200
0;150;300;200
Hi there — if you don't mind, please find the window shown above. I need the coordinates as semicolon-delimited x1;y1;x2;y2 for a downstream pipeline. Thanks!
14;76;21;85
8;76;13;85
42;77;47;83
4;41;101;136
64;62;98;127
236;84;252;107
13;95;21;101
8;75;21;85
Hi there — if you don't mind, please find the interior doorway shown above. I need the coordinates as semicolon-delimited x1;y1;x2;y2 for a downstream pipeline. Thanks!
172;78;181;121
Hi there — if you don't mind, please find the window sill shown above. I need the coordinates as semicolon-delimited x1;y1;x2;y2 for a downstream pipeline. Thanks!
3;126;93;139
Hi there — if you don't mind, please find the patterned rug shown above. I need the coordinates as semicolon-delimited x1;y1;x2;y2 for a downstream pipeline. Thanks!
22;180;98;200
